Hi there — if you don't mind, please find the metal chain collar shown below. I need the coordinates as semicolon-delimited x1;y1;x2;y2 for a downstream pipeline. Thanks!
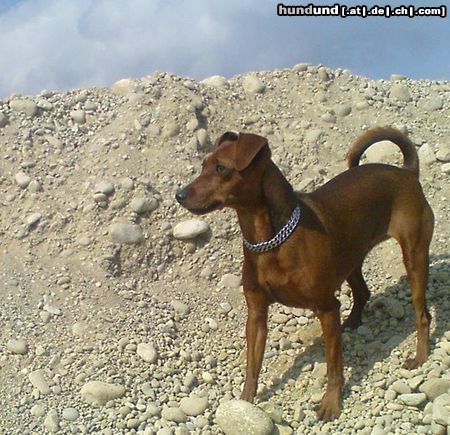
243;205;301;253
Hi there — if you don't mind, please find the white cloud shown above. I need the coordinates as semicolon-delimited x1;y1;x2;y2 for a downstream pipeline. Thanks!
0;0;448;97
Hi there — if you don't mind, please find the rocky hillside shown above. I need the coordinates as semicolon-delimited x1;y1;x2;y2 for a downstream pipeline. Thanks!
0;64;449;434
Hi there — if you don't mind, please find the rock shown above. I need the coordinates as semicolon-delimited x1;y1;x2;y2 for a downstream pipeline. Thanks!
219;274;241;289
6;339;27;354
44;409;60;433
171;300;190;316
365;140;399;163
272;313;288;324
390;74;407;81
196;128;210;150
15;171;31;189
62;407;79;421
29;369;51;395
424;96;443;111
391;380;411;394
242;76;265;94
389;84;411;102
26;213;42;228
333;104;352;117
259;402;283;424
137;342;158;363
110;223;144;244
432;403;449;426
420;379;450;400
161;406;187;423
317;67;330;81
95;180;115;196
356;101;370;110
9;99;38;117
274;424;294;435
201;75;228;89
321;113;336;123
173;219;209;240
398;392;426;407
292;63;309;72
436;143;450;162
312;362;327;379
80;381;125;405
216;399;274;435
441;163;450;174
70;109;86;124
0;112;8;127
385;297;405;319
180;395;209;416
418;143;437;165
111;78;135;95
130;197;158;214
31;404;46;417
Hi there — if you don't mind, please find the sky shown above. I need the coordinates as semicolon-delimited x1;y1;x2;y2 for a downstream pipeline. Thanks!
0;0;448;97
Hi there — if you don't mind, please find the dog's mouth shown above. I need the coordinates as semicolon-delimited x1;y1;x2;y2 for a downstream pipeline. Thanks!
186;201;222;215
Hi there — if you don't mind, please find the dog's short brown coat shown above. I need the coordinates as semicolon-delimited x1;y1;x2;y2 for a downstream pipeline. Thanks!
176;127;434;420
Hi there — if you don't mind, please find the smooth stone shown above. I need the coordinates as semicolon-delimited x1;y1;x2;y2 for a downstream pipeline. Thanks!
389;84;411;102
305;129;323;144
201;75;228;89
80;381;125;405
110;223;144;245
137;342;158;363
420;379;450;400
26;213;42;227
365;141;399;163
317;67;330;81
29;369;51;395
162;121;180;138
333;104;352;117
171;300;190;316
436;143;450;162
390;74;407;81
9;99;38;116
62;407;79;421
432;403;449;426
424;96;443;111
15;171;31;188
398;392;427;407
179;395;209;416
161;406;187;423
242;76;265;94
31;404;46;417
173;219;209;240
356;101;370;110
111;78;135;95
418;143;437;165
219;274;241;289
6;339;27;354
95;181;115;196
70;109;86;124
391;380;411;394
130;197;158;214
292;63;309;72
216;400;274;435
44;409;60;432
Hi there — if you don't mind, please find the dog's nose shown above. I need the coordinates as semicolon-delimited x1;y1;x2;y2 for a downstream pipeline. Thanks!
175;188;188;204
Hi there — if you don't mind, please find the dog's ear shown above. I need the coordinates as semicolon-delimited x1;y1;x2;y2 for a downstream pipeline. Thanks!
214;131;239;148
234;133;268;171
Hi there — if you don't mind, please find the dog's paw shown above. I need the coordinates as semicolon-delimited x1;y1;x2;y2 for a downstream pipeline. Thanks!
316;391;341;421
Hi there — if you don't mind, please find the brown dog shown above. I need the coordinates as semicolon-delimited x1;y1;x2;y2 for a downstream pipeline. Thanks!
175;127;434;420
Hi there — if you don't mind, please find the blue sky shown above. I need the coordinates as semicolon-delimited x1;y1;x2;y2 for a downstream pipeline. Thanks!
0;0;448;97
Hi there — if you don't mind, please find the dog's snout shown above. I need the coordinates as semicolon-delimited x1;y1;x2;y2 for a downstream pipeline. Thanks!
175;188;188;204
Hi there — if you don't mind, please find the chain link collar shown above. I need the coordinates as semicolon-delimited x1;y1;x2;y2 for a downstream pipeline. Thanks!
243;205;301;253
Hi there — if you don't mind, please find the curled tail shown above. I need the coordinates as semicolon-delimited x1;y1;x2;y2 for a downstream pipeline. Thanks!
347;126;419;177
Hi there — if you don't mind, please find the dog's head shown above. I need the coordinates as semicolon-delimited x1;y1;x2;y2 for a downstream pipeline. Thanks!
175;131;271;214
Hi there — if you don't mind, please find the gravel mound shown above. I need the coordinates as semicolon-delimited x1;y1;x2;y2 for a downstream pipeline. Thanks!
0;64;449;434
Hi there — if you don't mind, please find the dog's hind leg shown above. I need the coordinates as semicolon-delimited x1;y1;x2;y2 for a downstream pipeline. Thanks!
342;263;370;330
398;206;434;369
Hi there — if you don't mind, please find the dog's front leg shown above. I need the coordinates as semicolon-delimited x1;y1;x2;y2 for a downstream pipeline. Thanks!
316;300;344;420
240;289;269;402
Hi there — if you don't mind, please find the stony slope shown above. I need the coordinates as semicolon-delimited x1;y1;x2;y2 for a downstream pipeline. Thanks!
0;64;449;434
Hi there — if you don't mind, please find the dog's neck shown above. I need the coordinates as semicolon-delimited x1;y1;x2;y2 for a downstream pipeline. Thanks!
236;160;298;246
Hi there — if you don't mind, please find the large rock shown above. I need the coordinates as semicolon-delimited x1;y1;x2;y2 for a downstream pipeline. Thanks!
242;76;265;94
418;143;437;165
389;84;411;102
110;223;144;245
365;140;399;163
420;379;450;400
201;75;228;89
9;98;38;117
173;219;209;240
180;395;209;416
216;400;274;435
111;78;135;95
80;381;125;405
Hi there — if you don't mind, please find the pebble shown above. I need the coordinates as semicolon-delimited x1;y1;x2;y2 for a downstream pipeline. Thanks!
130;197;158;214
292;62;309;72
398;392;427;407
110;223;144;244
333;104;352;117
424;96;443;111
365;140;398;163
173;219;209;240
44;409;60;433
95;180;115;196
15;171;31;188
317;67;330;81
6;339;27;354
29;369;51;395
219;274;241;289
418;143;437;165
62;407;79;421
201;75;228;88
389;84;411;102
420;379;450;400
9;98;38;117
26;212;42;228
216;400;274;435
31;404;46;417
137;342;158;363
179;395;209;416
162;121;180;138
171;300;190;315
80;381;125;405
242;75;265;94
391;380;411;394
70;109;86;124
161;406;187;423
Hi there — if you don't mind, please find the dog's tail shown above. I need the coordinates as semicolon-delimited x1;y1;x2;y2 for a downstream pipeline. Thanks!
347;126;419;177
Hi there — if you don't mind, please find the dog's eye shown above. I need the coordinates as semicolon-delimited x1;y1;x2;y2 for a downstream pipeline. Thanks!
216;164;226;173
